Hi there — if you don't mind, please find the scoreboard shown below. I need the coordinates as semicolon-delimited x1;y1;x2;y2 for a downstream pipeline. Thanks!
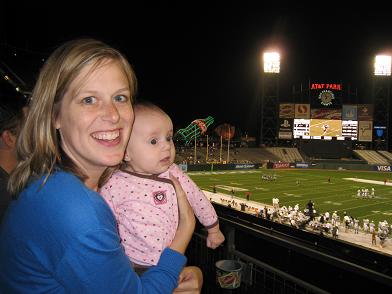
279;96;373;141
341;120;358;140
293;119;359;140
293;119;310;139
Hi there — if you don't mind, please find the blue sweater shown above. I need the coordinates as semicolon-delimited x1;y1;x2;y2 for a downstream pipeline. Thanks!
0;170;186;293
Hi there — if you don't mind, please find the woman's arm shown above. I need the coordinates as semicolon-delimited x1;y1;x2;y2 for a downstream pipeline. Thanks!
168;173;196;254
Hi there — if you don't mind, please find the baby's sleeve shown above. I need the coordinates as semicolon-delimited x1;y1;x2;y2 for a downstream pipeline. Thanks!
170;164;218;229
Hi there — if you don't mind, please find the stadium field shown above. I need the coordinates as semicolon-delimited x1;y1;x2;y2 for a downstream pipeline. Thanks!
188;169;392;225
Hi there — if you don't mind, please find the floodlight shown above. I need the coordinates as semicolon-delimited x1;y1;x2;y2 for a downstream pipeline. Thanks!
263;52;280;73
374;55;391;76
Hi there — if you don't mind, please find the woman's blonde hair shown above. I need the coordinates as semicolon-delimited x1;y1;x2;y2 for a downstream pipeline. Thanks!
8;38;137;196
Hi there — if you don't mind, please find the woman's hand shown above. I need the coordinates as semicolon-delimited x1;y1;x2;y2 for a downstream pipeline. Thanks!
174;266;203;293
169;173;196;254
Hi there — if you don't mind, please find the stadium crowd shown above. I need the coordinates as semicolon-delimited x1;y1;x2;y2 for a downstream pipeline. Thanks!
207;191;391;251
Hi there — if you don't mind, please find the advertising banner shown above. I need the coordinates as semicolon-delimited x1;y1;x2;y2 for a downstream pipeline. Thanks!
358;121;373;142
311;108;341;119
279;103;295;118
272;162;290;169
294;104;310;119
278;118;293;139
342;105;357;120
375;165;392;172
295;163;309;168
357;104;373;120
234;164;260;169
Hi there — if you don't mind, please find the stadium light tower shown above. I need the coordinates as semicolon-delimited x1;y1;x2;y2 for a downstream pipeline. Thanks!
263;52;280;74
374;55;391;76
372;54;391;150
259;50;280;146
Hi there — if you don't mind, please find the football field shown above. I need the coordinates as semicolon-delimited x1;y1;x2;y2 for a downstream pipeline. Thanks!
188;169;392;225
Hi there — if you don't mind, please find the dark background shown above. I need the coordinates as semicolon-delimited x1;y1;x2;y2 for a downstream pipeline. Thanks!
2;1;392;136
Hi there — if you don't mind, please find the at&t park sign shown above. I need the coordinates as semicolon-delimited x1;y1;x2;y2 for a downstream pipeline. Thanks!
311;83;342;107
310;83;342;91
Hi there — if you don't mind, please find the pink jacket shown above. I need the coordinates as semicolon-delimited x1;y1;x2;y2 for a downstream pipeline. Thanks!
100;164;218;266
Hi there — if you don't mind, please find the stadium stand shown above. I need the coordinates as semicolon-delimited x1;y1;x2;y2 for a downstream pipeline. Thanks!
266;147;304;162
378;150;392;163
232;147;281;163
175;146;282;164
354;150;390;165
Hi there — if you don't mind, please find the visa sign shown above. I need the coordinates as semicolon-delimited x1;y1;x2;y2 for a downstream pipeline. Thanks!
377;165;392;172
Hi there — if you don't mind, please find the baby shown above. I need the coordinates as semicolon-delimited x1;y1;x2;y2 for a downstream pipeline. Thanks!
100;100;224;269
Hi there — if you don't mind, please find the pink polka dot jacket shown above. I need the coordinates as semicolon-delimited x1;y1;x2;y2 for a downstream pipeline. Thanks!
100;164;218;266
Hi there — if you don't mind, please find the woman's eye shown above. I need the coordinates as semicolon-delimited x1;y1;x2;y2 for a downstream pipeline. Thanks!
166;136;173;142
82;96;97;104
114;95;128;102
150;139;157;145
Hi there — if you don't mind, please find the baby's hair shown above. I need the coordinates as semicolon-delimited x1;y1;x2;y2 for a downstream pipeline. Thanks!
133;99;167;115
117;99;171;174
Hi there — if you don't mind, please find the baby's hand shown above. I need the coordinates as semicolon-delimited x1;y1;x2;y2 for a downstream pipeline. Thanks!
206;228;225;249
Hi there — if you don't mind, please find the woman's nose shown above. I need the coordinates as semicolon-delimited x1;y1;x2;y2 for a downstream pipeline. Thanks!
102;101;120;123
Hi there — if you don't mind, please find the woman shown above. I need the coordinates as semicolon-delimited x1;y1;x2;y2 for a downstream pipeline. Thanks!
0;38;200;293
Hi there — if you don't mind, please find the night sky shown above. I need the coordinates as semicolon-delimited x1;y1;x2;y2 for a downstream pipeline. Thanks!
2;2;392;136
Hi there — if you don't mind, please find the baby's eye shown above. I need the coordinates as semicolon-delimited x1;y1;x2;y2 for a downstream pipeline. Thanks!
166;136;173;142
150;139;158;145
82;96;97;104
114;95;128;102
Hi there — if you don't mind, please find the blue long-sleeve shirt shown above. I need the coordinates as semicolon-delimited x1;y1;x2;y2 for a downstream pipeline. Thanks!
0;170;186;293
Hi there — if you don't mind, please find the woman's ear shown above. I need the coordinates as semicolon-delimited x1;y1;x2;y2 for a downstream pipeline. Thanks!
54;114;61;130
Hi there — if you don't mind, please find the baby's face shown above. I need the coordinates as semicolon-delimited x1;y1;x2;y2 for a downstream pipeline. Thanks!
126;108;175;175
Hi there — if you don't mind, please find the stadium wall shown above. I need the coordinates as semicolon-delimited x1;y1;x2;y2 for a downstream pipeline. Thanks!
308;162;373;171
264;161;373;171
182;161;375;172
180;163;260;172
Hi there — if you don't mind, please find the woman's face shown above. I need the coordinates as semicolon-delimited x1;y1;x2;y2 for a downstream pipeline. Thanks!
55;60;133;180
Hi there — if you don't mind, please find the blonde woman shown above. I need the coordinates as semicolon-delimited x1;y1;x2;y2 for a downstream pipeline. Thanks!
0;38;201;293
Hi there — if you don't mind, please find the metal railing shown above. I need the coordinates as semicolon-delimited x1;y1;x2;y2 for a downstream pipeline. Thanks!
186;204;392;293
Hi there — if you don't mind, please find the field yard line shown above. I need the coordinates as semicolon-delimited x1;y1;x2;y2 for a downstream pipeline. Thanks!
360;210;392;218
316;196;383;205
305;186;362;194
284;191;356;205
283;194;372;207
338;199;392;211
343;178;392;186
363;209;392;217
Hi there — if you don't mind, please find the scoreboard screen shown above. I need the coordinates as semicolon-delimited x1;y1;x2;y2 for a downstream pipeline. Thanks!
293;119;310;138
293;119;357;140
341;120;358;140
309;119;342;138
